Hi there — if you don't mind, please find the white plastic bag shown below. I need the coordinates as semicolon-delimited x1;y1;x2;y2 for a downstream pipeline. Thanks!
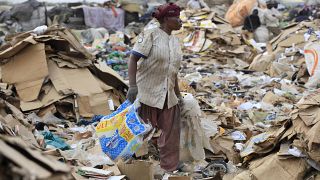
304;43;320;88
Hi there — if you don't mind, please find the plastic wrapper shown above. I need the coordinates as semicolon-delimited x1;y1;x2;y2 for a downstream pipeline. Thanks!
95;100;151;160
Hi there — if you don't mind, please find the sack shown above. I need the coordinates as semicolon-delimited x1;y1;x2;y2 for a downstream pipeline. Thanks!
254;26;269;43
96;100;151;160
180;93;213;162
225;0;258;27
304;43;320;88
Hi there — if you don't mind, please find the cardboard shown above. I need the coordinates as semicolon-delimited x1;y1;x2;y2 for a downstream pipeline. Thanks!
48;60;110;117
0;138;52;179
298;106;320;126
306;120;320;150
0;136;70;179
135;141;149;157
77;92;110;117
39;83;66;107
249;154;308;180
20;100;43;111
48;60;102;95
4;114;39;148
91;63;128;91
58;52;92;67
210;136;241;164
1;43;48;102
278;34;305;47
0;36;37;60
262;91;287;105
4;100;30;127
117;160;153;180
57;28;94;60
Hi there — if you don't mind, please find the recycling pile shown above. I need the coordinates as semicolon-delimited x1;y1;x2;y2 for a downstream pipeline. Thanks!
3;1;320;179
175;9;320;180
0;25;130;179
178;9;256;67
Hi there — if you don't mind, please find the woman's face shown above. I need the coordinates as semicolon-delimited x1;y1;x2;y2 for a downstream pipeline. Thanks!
165;16;182;31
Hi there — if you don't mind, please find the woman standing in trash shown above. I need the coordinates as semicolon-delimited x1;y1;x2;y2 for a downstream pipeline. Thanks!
127;3;184;172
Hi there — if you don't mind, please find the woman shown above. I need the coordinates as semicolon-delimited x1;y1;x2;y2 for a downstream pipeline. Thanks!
126;3;183;172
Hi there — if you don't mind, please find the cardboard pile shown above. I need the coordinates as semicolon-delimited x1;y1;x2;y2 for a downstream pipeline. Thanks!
178;10;256;68
0;25;127;121
176;10;320;180
250;21;320;85
0;98;72;179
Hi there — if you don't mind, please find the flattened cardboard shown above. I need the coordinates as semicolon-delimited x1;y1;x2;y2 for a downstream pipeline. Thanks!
6;136;70;173
298;106;320;126
249;154;308;180
0;36;37;60
95;76;113;91
58;52;92;67
48;60;102;95
4;100;31;127
4;115;40;148
278;34;305;47
57;29;94;60
306;120;320;150
117;160;153;180
0;139;52;179
39;83;66;107
210;136;241;163
77;92;110;118
91;63;128;91
2;43;48;101
20;100;43;112
15;78;45;102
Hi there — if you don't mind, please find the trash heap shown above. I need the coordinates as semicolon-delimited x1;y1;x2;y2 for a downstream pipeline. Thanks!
0;26;128;120
178;10;256;68
72;28;134;80
176;10;320;180
250;20;320;88
0;25;132;179
2;3;320;180
0;99;72;179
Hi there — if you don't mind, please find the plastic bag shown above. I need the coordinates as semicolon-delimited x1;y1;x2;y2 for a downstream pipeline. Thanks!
180;93;212;162
254;26;269;43
304;42;320;88
95;100;151;161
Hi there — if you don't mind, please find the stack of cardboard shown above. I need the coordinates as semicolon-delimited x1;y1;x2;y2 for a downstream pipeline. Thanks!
0;26;127;121
230;89;320;180
0;98;72;179
250;21;320;85
178;10;256;68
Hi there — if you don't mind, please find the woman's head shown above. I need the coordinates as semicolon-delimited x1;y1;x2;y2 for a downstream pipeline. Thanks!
153;3;182;31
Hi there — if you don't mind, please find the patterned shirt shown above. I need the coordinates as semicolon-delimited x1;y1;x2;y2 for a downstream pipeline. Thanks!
132;27;182;109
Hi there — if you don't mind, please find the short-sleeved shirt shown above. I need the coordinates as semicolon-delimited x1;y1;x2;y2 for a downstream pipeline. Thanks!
132;27;182;109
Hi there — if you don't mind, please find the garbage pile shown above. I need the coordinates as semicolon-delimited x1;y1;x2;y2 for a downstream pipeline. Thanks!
2;1;320;180
0;25;127;120
72;28;133;79
250;20;320;88
0;25;132;179
175;9;320;180
179;9;256;68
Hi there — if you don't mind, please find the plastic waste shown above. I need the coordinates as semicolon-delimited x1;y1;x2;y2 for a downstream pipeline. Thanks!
95;100;151;161
32;25;48;35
